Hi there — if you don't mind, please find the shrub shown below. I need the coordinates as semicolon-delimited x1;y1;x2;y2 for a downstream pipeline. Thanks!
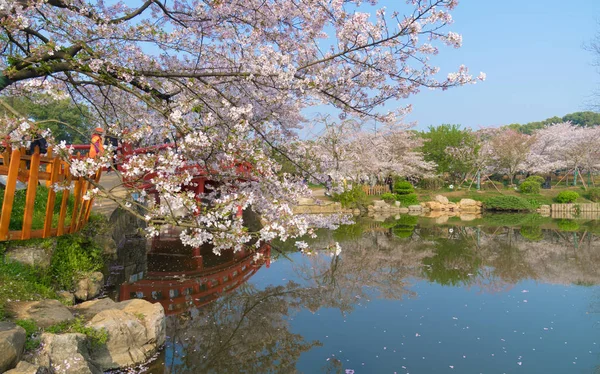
393;180;414;195
332;185;367;208
380;193;397;203
524;175;545;184
418;177;445;190
484;196;533;212
519;181;541;194
554;191;579;203
15;319;41;351
396;193;418;206
587;187;600;202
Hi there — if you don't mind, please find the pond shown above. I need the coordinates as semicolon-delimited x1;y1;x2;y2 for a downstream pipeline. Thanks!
109;215;600;373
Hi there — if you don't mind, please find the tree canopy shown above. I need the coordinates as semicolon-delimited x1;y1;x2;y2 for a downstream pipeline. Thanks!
506;111;600;134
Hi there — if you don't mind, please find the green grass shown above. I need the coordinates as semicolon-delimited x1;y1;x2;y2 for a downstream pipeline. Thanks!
0;216;105;320
46;317;108;348
0;185;75;231
15;319;41;350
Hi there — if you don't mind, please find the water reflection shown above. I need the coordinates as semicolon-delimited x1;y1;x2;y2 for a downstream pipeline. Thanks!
110;215;600;373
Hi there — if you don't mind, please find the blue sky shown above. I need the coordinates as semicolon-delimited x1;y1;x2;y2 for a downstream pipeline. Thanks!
394;0;600;129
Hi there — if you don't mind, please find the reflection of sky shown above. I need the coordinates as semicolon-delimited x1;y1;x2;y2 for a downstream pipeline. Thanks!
251;253;600;374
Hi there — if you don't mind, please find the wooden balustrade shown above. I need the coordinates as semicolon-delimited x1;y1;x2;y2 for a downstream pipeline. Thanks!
362;184;390;196
0;146;101;241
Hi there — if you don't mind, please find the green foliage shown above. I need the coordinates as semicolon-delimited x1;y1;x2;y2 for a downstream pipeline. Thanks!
15;319;41;351
380;193;397;203
395;193;418;206
333;223;364;242
47;317;108;348
420;124;479;183
421;239;482;286
0;95;93;143
0;185;75;231
586;187;600;202
50;235;103;290
519;181;540;194
524;175;545;184
484;196;533;212
554;191;579;203
331;185;367;208
417;177;445;190
506;111;600;135
393;180;414;195
557;219;580;232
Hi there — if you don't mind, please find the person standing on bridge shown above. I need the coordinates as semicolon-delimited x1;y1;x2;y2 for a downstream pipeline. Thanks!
89;127;104;158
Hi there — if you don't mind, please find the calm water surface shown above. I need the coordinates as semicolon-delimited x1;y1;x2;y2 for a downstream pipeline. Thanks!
112;216;600;373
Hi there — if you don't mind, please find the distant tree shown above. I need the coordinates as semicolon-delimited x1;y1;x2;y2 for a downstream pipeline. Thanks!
506;112;600;134
420;124;479;184
561;111;600;127
486;129;535;185
0;95;92;143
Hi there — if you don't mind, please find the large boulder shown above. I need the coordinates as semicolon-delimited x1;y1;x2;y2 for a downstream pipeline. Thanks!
425;201;443;211
5;240;55;269
4;361;49;374
34;333;102;374
0;321;26;373
93;233;117;258
459;198;478;207
434;195;449;205
74;272;105;301
7;300;74;329
72;298;117;320
86;299;165;371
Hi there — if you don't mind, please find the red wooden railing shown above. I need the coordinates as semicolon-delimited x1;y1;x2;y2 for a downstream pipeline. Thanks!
0;146;101;241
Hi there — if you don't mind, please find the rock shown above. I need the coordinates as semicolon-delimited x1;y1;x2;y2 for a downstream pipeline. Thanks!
435;215;449;224
7;300;73;329
459;198;478;207
93;234;117;258
394;201;401;207
372;200;387;208
0;321;26;373
398;208;409;214
540;204;551;210
408;205;422;212
74;272;105;301
87;299;165;371
35;333;101;374
72;298;117;320
434;195;449;205
5;240;55;269
425;201;443;211
56;291;75;306
4;361;49;374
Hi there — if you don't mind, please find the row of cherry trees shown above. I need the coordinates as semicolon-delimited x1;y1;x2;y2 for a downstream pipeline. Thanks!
310;121;600;188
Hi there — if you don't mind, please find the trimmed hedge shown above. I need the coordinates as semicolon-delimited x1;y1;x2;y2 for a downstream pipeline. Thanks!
380;193;397;203
554;191;579;203
396;193;418;206
393;180;414;195
484;196;533;212
519;181;540;194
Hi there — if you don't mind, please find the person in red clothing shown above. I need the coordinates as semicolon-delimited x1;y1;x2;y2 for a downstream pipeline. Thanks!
89;127;104;158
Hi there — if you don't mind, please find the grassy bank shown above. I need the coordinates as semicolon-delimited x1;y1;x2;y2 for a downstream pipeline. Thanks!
0;215;105;320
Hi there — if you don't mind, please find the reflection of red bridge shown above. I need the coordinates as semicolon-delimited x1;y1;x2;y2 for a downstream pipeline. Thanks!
119;241;270;315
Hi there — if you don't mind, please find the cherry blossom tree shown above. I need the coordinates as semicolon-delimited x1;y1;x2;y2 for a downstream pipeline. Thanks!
486;128;535;185
0;0;483;251
527;122;600;188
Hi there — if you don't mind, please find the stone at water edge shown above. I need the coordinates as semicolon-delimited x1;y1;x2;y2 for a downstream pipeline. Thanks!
86;299;165;371
434;195;449;205
7;300;74;329
459;198;478;207
0;321;26;373
5;240;56;269
34;333;102;374
408;205;423;211
56;291;75;306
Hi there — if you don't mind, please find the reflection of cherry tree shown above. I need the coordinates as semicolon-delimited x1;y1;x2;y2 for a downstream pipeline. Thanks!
154;282;321;373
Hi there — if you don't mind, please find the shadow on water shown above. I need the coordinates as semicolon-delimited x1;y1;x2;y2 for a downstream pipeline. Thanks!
107;213;600;373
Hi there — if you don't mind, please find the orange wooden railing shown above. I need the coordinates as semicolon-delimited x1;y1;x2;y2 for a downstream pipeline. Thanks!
0;146;101;241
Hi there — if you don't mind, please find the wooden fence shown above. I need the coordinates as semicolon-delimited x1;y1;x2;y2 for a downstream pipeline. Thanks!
0;146;101;241
362;185;390;196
